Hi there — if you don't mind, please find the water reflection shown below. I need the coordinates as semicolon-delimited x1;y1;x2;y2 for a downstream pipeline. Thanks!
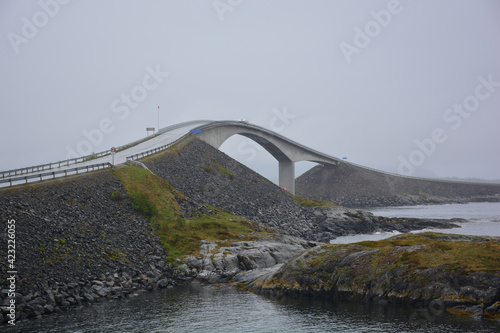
6;283;499;333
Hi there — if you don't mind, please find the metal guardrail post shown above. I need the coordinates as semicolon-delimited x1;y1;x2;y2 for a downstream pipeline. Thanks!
1;121;207;179
0;162;113;188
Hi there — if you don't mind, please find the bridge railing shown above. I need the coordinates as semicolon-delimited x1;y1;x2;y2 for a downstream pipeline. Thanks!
0;133;161;179
191;120;497;186
126;134;190;162
0;120;212;179
0;151;113;179
0;162;113;188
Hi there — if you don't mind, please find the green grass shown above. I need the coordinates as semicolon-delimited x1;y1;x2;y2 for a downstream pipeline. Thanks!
215;163;235;179
115;166;271;261
403;238;500;273
200;151;235;180
327;233;500;273
83;153;100;161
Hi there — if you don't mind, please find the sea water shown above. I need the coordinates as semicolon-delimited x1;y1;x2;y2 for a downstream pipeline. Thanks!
332;202;500;244
6;283;500;333
6;202;500;333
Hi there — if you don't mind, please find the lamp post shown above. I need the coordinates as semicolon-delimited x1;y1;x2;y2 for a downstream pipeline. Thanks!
157;105;160;133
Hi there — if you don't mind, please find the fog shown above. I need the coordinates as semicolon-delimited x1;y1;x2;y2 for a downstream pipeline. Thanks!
1;0;499;182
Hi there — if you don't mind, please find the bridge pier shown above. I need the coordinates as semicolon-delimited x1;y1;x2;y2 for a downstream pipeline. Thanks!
194;121;341;195
279;160;295;194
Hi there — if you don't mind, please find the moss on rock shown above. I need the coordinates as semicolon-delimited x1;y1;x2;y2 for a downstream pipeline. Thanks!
251;233;500;321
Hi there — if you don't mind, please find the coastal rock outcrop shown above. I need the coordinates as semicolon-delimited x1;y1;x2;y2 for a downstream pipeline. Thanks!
249;233;500;321
174;234;318;283
0;137;489;325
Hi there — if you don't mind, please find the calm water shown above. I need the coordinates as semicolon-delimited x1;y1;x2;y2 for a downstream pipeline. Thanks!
333;202;500;244
6;202;500;332
6;283;500;333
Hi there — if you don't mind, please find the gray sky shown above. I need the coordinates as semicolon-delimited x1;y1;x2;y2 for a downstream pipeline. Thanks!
1;0;500;183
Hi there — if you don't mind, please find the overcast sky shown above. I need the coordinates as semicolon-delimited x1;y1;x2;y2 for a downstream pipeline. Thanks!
1;0;499;183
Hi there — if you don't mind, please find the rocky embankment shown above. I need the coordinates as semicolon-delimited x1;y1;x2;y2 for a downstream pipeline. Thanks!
249;233;500;321
296;162;500;207
0;173;175;323
0;137;485;324
144;138;460;243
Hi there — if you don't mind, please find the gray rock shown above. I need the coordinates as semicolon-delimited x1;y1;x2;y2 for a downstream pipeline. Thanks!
176;235;316;283
82;293;94;303
43;304;55;314
157;279;170;288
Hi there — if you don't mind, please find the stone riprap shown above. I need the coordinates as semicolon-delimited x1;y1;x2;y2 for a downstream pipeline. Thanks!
143;138;460;243
296;162;500;207
0;172;175;323
0;137;486;325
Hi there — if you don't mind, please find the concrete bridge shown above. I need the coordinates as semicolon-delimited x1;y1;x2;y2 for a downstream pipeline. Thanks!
1;120;342;191
192;121;341;194
3;119;492;192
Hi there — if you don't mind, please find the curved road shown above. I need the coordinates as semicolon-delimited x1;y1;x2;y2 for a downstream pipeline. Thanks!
2;120;493;189
0;121;211;187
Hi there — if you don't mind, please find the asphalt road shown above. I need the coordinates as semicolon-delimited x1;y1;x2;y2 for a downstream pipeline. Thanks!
1;122;207;187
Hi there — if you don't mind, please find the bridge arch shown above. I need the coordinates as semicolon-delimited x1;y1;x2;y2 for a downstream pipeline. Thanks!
192;121;341;194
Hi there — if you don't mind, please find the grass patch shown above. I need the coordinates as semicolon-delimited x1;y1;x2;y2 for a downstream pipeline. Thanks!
115;165;271;261
215;163;235;179
402;239;500;273
292;194;337;207
310;252;329;267
83;153;100;162
201;151;235;180
201;164;216;174
139;137;194;164
344;233;500;273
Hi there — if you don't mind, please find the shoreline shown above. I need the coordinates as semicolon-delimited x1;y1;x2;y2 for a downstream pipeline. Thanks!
245;233;500;322
2;139;499;325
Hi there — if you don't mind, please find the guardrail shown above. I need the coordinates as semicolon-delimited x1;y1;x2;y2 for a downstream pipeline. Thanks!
0;131;192;188
190;121;497;186
0;152;112;179
0;137;152;179
0;162;113;188
0;120;212;179
126;134;190;162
